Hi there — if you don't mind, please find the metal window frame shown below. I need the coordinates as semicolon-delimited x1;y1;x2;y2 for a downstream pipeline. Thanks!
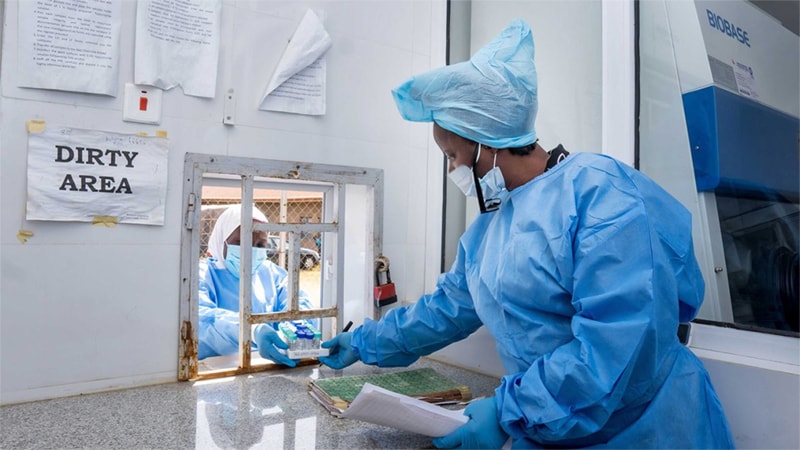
178;153;384;381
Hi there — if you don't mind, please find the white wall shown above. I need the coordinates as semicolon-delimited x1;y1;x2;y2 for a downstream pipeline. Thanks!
0;0;447;404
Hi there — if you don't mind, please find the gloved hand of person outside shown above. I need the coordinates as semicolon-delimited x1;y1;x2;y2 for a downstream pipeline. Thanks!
254;325;299;367
432;396;509;449
318;332;359;369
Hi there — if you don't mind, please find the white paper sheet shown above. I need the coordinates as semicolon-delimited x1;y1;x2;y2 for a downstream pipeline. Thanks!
259;9;331;115
26;123;170;225
342;383;469;437
732;59;759;99
135;0;221;98
18;0;122;96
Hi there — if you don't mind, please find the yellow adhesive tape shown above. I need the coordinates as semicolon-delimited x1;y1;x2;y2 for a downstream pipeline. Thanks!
92;216;118;227
155;130;168;138
17;230;34;244
26;120;46;133
136;132;148;136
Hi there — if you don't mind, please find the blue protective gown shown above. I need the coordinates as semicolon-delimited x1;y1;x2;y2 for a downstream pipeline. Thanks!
351;152;735;448
198;258;315;360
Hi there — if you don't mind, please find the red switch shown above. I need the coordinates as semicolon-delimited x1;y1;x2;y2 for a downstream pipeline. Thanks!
123;83;162;124
139;92;148;111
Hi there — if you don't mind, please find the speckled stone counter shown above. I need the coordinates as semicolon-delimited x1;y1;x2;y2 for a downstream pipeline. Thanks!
1;358;500;449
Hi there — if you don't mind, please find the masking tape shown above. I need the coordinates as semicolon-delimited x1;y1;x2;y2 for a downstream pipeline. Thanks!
17;230;34;244
135;130;167;138
92;215;118;227
26;120;46;133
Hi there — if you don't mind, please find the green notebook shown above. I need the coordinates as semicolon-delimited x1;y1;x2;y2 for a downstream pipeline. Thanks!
308;368;471;416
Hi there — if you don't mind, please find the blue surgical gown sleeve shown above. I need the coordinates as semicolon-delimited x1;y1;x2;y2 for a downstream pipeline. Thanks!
352;246;484;367
198;260;316;360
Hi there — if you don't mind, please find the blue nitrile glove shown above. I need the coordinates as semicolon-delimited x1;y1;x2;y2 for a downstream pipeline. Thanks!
318;332;359;369
432;396;509;449
254;325;298;367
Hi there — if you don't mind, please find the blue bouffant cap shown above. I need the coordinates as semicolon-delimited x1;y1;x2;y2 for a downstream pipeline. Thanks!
391;19;538;148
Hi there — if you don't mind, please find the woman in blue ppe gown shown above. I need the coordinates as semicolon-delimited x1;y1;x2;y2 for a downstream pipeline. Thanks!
199;204;315;366
319;19;735;449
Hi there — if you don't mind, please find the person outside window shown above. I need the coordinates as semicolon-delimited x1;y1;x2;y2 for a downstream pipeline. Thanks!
199;204;315;367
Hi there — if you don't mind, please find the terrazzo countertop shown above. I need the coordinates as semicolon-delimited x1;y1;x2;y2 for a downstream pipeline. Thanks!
1;358;501;449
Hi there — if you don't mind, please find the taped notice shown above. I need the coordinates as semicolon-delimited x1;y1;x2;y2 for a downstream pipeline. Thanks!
26;125;169;225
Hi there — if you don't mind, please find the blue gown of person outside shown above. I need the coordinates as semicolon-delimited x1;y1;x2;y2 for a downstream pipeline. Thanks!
349;152;735;448
198;258;314;360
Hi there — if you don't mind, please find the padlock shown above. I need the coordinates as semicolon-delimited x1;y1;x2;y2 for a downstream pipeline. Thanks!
374;255;398;308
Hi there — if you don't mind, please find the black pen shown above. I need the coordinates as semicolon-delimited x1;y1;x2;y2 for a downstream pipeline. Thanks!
342;321;353;332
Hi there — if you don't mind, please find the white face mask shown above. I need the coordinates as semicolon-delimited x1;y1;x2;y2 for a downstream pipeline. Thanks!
448;165;476;197
447;144;506;205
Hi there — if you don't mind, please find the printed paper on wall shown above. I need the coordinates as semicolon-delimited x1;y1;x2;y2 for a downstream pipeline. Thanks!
259;9;332;115
17;0;122;96
134;0;222;98
26;123;170;225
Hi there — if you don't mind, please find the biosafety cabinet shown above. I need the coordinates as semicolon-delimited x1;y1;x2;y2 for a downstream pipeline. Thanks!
639;1;798;447
675;1;798;331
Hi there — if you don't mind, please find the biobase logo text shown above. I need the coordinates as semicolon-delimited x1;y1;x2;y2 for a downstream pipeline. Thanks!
706;9;750;47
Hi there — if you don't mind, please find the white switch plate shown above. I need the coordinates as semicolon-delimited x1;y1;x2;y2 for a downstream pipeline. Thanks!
123;83;162;124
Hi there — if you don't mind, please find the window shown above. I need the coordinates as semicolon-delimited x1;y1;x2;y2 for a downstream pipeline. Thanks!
178;154;384;380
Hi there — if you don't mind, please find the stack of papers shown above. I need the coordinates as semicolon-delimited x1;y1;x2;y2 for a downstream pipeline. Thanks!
342;383;469;437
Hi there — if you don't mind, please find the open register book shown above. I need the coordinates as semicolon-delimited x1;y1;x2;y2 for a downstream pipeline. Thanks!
308;368;471;417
